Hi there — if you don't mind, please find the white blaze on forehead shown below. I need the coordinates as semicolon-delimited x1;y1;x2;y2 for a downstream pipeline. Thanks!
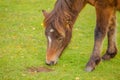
48;36;52;43
48;36;52;48
47;29;54;48
50;29;54;32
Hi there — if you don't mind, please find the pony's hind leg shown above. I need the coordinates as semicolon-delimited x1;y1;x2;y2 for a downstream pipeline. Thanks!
85;5;115;72
102;14;118;60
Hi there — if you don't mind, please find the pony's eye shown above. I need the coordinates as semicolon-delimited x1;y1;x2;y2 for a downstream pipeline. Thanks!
58;37;63;41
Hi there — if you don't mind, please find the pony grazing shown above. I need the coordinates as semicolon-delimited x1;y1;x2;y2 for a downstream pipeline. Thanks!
42;0;120;72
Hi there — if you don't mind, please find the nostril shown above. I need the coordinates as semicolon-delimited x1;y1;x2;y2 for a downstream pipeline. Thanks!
50;61;54;65
46;61;55;66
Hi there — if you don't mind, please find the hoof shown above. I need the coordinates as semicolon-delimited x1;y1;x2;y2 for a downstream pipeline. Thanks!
102;54;110;60
102;52;117;60
85;56;101;72
85;66;94;72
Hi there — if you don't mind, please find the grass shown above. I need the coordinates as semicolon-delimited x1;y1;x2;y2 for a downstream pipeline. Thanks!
0;0;120;80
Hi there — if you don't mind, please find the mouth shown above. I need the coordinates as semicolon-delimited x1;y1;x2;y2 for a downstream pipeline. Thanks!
46;60;57;66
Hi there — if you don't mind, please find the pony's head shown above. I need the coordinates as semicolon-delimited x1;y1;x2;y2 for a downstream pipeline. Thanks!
42;10;72;65
42;0;83;65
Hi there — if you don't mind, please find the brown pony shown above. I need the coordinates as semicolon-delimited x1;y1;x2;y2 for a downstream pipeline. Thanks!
42;0;120;72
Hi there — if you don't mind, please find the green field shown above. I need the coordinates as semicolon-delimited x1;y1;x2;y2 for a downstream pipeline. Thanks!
0;0;120;80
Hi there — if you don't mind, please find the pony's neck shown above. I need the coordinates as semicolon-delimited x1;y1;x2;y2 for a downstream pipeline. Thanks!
53;0;86;28
69;0;86;24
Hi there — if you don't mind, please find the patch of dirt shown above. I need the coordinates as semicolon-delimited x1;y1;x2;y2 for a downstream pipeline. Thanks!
27;66;54;73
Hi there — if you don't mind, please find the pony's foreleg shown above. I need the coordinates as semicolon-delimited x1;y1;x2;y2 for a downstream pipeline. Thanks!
102;15;118;60
85;6;114;72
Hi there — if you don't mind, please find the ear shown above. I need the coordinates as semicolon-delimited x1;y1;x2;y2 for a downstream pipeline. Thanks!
42;10;49;17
